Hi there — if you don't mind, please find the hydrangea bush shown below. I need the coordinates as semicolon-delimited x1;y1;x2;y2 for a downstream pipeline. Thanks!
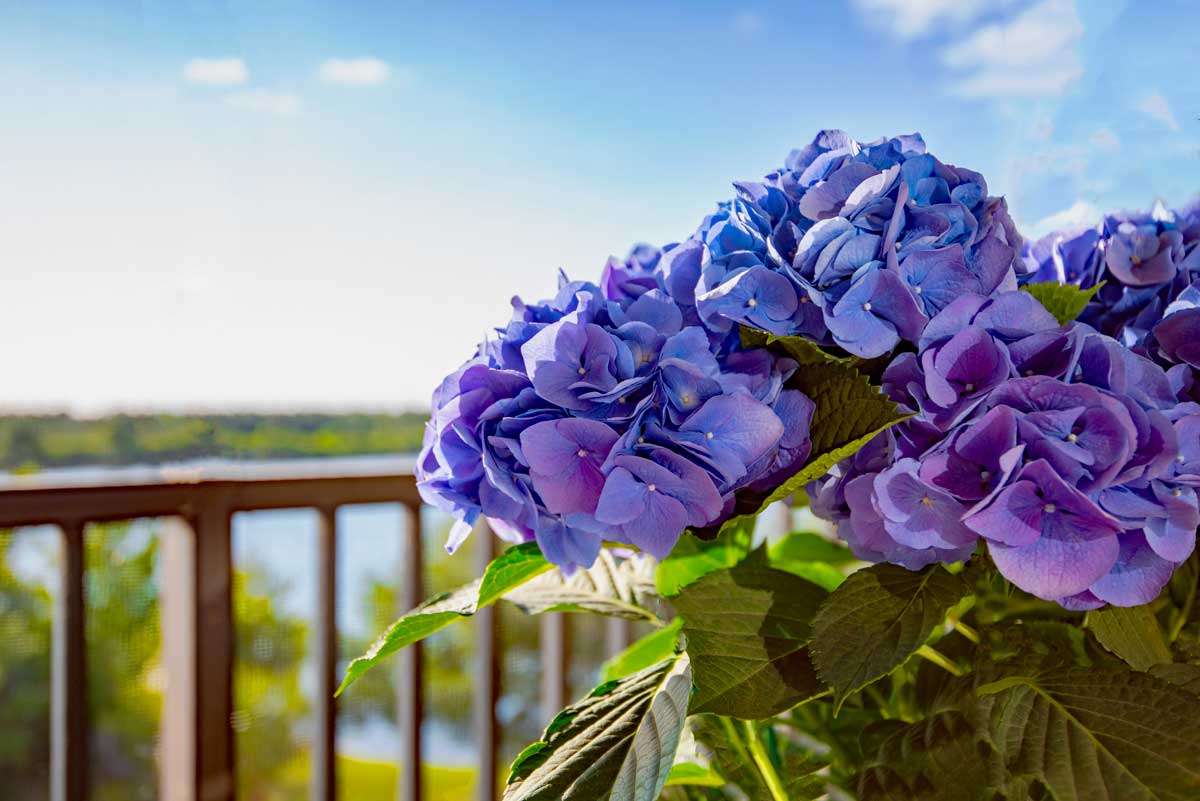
343;132;1200;801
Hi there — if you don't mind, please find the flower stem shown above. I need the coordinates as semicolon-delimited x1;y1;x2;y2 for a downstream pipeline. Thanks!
950;615;981;644
742;720;789;801
916;645;963;677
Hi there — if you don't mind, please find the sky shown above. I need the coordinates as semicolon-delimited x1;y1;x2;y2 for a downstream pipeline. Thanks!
1;0;1197;414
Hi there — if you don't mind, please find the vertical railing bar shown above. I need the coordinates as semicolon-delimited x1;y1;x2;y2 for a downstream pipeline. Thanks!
603;618;632;660
160;516;198;801
473;527;499;801
52;519;88;801
313;506;338;801
539;614;570;725
398;503;424;801
194;500;235;801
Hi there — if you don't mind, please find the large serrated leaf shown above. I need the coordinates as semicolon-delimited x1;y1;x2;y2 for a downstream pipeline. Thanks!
601;619;684;682
762;365;910;508
338;542;550;695
810;563;972;708
690;715;829;801
1020;280;1103;325
505;550;662;623
503;655;691;801
657;517;755;596
973;665;1200;801
1086;604;1173;671
855;711;993;801
671;564;828;718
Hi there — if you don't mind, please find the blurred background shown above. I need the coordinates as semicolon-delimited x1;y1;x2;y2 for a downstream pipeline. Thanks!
1;1;1196;800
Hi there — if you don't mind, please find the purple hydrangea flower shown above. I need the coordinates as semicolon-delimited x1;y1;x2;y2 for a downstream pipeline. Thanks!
809;289;1198;607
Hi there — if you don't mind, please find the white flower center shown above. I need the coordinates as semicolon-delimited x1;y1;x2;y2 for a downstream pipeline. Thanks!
705;431;714;439
646;483;657;492
577;366;587;376
576;449;588;458
964;383;974;392
747;297;758;308
1043;503;1057;514
862;302;872;312
1067;433;1078;442
913;286;922;294
980;470;991;481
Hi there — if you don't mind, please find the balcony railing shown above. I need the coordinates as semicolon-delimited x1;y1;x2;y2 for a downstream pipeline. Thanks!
0;457;622;801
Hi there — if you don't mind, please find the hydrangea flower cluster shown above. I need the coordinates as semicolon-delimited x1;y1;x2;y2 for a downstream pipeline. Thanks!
808;291;1200;607
416;252;815;570
1022;201;1200;359
671;130;1024;358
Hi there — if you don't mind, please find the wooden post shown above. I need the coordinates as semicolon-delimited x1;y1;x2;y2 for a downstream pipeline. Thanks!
194;503;235;801
160;517;198;801
397;503;424;801
313;506;338;801
52;520;88;801
539;614;570;724
473;527;499;801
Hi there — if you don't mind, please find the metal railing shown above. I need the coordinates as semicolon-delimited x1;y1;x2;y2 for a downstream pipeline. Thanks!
0;457;621;801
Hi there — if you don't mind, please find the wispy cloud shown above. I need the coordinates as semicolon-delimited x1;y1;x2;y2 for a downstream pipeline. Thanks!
222;90;301;116
940;0;1083;99
317;57;399;86
851;0;1000;39
1090;127;1120;152
183;57;249;86
1137;92;1179;130
1027;199;1101;238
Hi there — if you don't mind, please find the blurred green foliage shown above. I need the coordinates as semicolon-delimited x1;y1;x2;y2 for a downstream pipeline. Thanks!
0;412;428;471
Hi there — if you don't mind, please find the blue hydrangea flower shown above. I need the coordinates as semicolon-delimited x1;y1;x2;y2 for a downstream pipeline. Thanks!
417;249;813;571
680;130;1022;357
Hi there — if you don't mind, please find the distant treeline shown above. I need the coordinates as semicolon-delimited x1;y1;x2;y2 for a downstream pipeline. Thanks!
0;412;429;471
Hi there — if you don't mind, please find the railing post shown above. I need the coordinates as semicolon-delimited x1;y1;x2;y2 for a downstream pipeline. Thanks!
540;614;570;724
161;517;198;801
313;506;338;801
194;501;235;801
397;503;424;801
52;519;88;801
473;527;499;801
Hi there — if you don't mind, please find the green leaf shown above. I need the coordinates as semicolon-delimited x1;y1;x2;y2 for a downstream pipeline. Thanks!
504;551;661;623
1020;280;1103;325
664;762;724;788
503;656;691;801
338;542;550;695
773;559;847;591
656;518;755;597
1149;663;1200;694
691;715;829;801
601;618;683;682
810;562;973;709
671;564;828;718
769;531;856;566
973;665;1200;801
855;711;992;801
762;363;910;509
1086;604;1173;671
740;327;856;366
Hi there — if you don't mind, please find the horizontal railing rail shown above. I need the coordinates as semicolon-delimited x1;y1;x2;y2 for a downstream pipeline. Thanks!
0;456;611;801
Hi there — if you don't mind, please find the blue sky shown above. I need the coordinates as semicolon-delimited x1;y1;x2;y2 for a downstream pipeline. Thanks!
0;0;1196;412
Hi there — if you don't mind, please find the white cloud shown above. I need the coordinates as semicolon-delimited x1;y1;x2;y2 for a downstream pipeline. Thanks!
1090;127;1120;152
1138;92;1179;130
222;90;301;116
851;0;999;39
317;57;396;86
941;0;1083;99
1026;199;1101;238
183;57;249;86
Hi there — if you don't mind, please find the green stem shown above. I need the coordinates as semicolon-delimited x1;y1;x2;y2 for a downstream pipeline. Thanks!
951;617;981;644
742;720;789;801
916;645;963;677
1169;574;1197;643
